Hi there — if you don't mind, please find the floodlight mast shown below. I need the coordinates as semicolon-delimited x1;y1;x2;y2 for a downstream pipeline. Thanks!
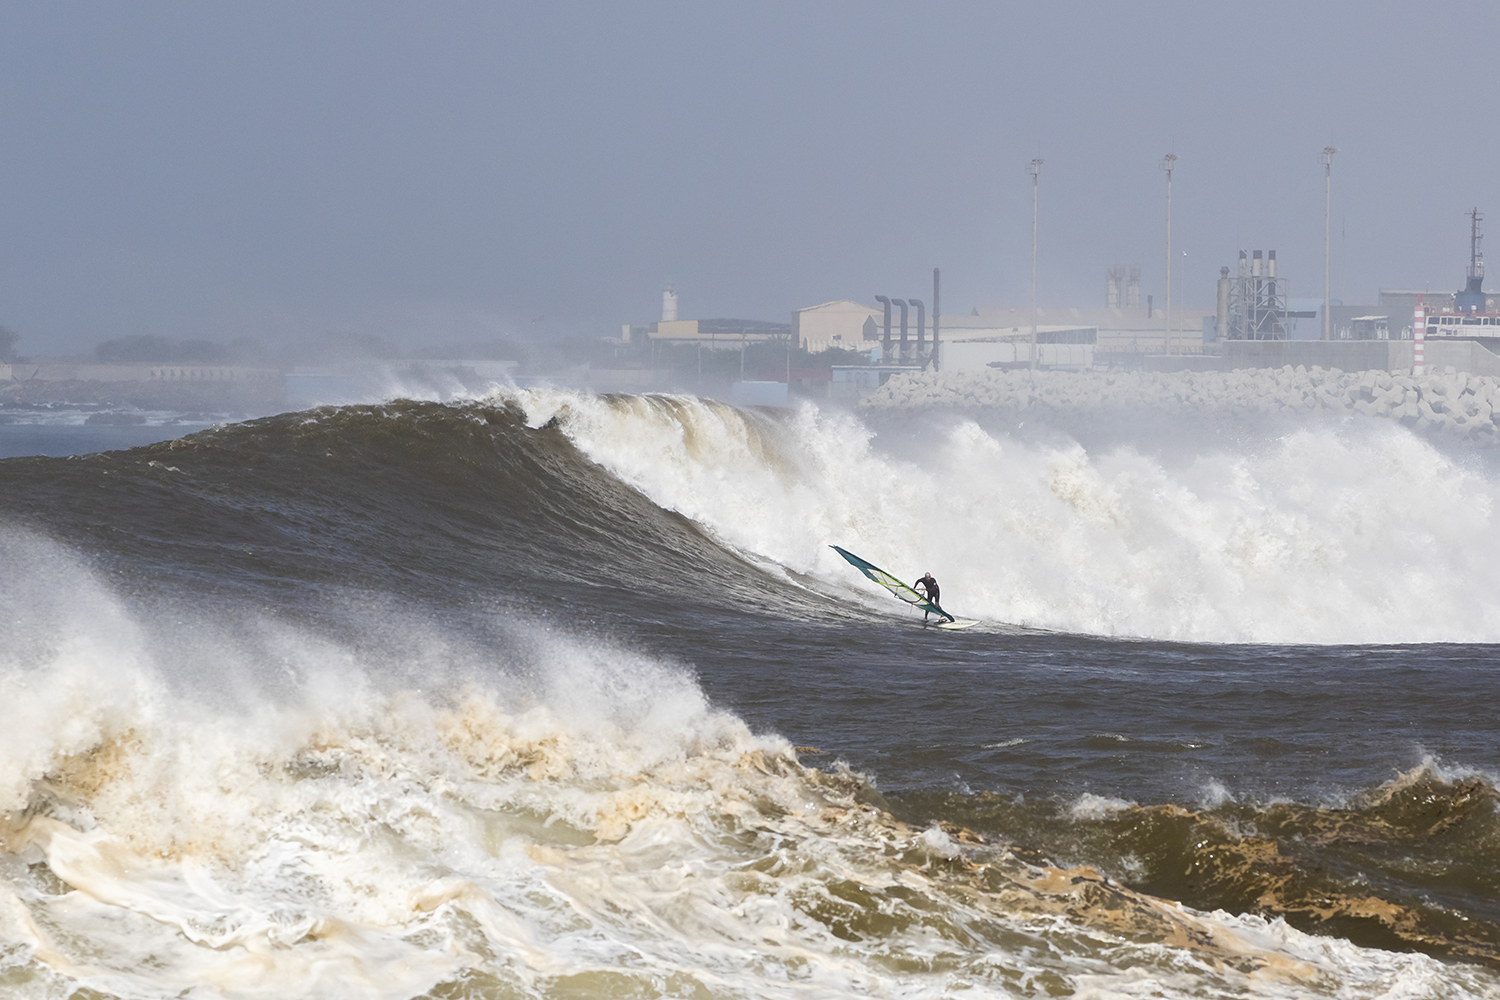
1322;147;1337;340
1028;158;1043;370
1161;154;1178;355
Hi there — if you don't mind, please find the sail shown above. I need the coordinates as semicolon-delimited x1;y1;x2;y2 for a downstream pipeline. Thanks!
831;545;954;622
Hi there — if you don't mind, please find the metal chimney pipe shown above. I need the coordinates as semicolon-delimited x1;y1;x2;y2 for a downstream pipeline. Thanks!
909;298;925;357
875;296;892;361
1267;250;1277;279
893;299;909;361
1251;250;1262;278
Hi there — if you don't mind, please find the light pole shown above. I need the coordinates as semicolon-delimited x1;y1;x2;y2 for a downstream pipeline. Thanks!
1161;153;1177;355
1028;158;1043;370
1322;146;1337;341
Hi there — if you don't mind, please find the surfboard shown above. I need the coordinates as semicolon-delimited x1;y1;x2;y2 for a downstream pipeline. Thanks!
830;545;967;626
925;618;977;630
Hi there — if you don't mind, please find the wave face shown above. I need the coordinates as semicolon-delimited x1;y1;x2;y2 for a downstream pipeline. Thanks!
1;392;1499;997
0;400;816;624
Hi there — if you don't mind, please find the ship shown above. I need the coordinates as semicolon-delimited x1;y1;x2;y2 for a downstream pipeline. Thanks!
1420;209;1500;345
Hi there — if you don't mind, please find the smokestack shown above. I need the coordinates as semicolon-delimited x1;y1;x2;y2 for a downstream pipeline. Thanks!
910;298;925;356
875;296;892;361
1267;250;1277;279
662;284;678;322
1238;250;1248;279
1251;251;1262;278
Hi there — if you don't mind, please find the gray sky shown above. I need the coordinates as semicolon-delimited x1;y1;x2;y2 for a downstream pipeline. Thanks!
1;2;1495;355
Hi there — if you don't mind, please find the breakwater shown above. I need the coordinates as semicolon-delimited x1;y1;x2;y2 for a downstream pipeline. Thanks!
860;365;1500;439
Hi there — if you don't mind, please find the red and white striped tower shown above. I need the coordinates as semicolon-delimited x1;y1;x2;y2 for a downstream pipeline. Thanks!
1414;300;1426;375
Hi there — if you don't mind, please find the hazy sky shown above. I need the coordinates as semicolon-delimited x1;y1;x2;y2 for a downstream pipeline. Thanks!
2;2;1496;354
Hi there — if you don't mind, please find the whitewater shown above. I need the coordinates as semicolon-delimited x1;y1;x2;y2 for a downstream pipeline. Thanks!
1;372;1497;999
513;380;1500;644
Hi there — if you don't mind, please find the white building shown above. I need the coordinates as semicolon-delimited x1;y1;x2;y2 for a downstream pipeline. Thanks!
953;305;1209;357
791;300;883;353
940;327;1097;372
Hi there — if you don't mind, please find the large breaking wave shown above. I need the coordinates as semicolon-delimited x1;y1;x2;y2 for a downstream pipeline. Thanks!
513;386;1500;644
6;383;1496;643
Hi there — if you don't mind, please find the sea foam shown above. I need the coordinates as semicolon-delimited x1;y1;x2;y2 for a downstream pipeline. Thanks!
4;527;1489;998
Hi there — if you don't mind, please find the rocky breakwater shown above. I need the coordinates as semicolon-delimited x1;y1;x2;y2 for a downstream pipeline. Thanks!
858;365;1500;441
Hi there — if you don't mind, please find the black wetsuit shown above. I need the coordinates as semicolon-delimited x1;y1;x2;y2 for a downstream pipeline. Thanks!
916;575;940;608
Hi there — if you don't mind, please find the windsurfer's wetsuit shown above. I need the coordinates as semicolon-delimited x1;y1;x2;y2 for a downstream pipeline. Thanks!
915;574;941;621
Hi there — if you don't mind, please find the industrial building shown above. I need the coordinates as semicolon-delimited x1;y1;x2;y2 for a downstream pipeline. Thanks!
946;305;1203;365
792;300;883;353
789;298;1212;372
623;285;791;348
649;317;791;346
1105;266;1142;308
626;207;1500;390
933;314;1096;372
1211;250;1317;341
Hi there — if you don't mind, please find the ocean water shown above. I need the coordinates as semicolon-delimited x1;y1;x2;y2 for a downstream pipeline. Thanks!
0;407;222;459
0;388;1497;999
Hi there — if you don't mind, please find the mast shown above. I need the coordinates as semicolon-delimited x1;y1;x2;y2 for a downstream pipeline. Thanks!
1469;208;1484;291
1459;208;1485;314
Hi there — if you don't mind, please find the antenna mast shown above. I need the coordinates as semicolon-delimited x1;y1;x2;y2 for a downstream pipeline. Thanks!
1470;208;1485;284
1322;147;1337;341
1161;154;1178;355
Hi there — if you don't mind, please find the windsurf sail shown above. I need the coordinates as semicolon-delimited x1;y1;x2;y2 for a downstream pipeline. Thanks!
831;545;955;622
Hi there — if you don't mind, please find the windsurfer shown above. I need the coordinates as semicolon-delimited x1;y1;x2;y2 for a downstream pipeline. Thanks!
915;572;940;621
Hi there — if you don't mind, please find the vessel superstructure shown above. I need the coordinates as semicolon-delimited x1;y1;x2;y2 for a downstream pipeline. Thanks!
1421;209;1500;344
